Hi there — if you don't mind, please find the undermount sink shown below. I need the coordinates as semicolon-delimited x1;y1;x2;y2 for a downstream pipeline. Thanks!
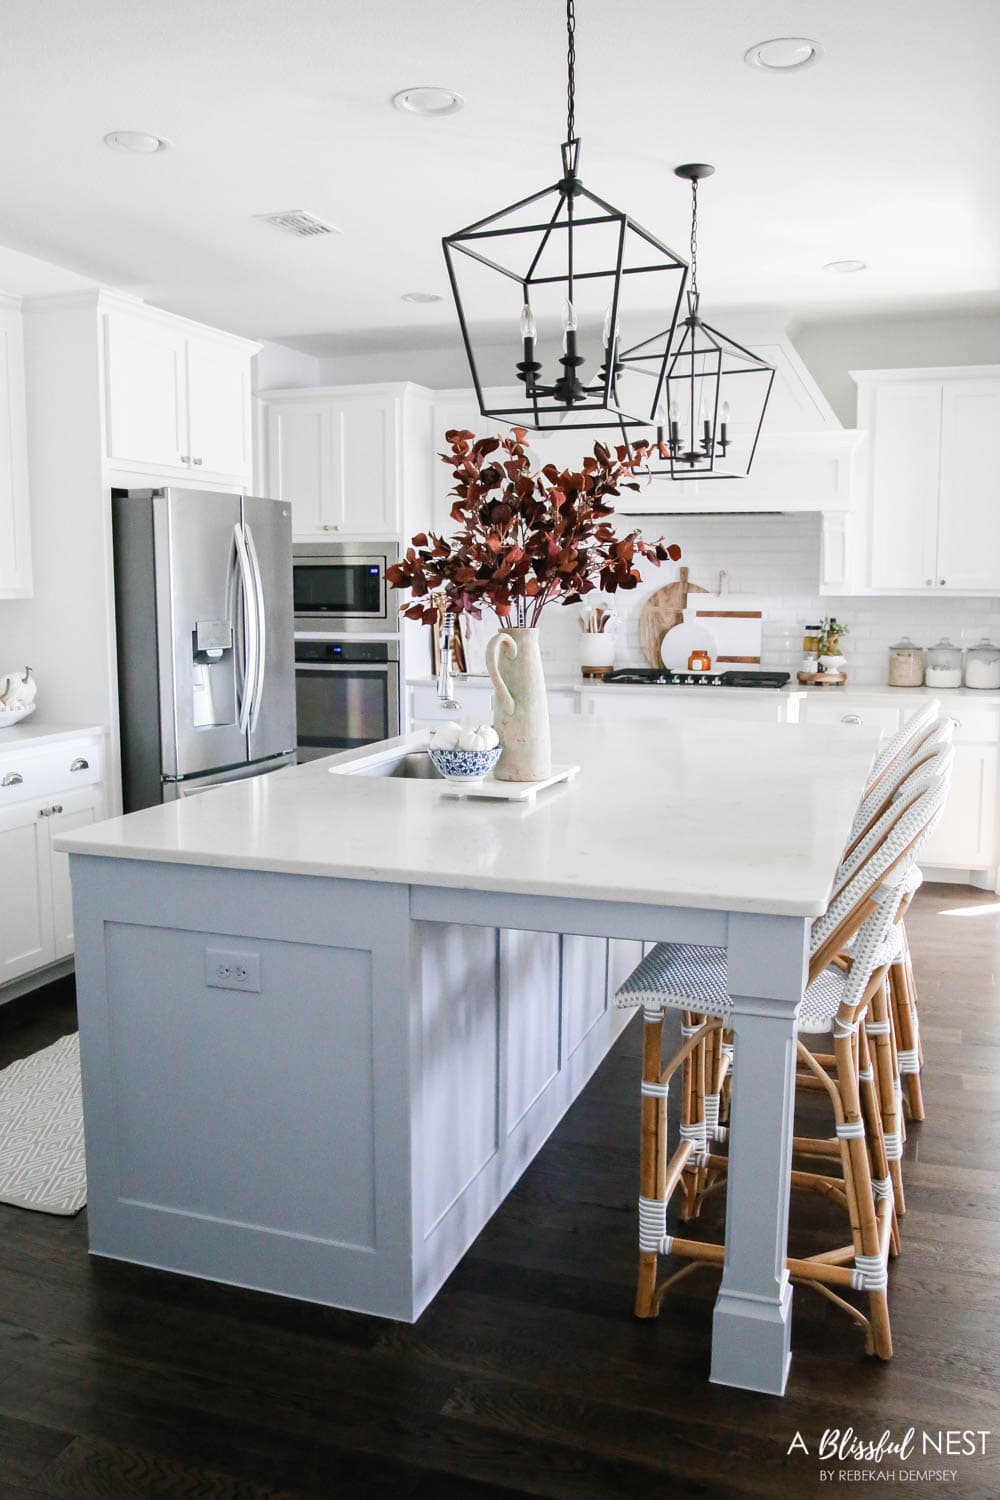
331;748;442;780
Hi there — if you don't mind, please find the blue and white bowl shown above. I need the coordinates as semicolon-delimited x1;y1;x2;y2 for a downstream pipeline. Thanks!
428;744;502;783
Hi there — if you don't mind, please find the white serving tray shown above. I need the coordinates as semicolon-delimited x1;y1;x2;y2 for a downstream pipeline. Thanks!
441;764;580;802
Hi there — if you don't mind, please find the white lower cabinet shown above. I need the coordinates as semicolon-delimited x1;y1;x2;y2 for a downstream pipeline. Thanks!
920;743;998;870
0;734;105;992
798;694;1000;875
0;800;52;983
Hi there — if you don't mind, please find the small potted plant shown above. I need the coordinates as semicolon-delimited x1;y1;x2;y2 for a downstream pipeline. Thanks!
388;429;680;780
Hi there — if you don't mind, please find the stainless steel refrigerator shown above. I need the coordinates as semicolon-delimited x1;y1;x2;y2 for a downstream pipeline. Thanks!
112;487;297;810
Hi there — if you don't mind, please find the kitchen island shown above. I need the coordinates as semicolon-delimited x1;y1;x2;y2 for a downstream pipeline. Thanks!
60;715;880;1395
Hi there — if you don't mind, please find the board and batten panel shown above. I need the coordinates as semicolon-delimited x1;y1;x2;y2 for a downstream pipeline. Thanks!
608;939;645;1003
418;922;499;1235
500;929;561;1132
562;936;609;1057
103;921;377;1248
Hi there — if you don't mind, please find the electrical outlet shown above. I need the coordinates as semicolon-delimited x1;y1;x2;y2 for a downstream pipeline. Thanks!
205;948;261;993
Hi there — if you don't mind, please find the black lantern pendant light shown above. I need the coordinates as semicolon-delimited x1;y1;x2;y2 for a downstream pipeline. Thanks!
442;0;689;432
620;165;776;478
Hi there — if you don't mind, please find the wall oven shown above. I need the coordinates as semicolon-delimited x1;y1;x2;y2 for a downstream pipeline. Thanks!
292;541;398;633
294;639;400;761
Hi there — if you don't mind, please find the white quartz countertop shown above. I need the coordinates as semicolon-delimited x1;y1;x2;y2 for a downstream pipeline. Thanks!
56;718;881;918
0;720;104;752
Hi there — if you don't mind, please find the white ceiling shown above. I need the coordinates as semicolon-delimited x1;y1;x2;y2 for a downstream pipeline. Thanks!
0;0;997;355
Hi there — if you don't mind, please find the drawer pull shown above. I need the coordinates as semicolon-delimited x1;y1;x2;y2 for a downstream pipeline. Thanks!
69;757;90;772
841;714;863;726
1;771;23;787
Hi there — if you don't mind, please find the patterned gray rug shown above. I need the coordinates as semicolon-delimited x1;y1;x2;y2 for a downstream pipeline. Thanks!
0;1032;86;1215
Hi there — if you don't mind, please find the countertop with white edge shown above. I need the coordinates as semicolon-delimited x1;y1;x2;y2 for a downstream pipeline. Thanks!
797;684;1000;704
0;720;104;752
411;673;1000;706
56;717;881;917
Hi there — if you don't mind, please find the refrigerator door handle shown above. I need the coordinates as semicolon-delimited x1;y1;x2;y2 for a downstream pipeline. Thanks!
243;521;268;735
233;522;258;734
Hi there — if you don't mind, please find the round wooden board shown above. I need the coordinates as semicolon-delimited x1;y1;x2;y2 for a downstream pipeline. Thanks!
637;568;708;668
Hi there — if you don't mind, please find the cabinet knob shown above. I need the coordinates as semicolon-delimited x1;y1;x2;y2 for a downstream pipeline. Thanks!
925;578;933;586
841;714;863;726
950;717;962;729
38;804;63;817
939;578;946;586
1;771;23;787
192;457;203;466
180;455;191;464
69;757;89;772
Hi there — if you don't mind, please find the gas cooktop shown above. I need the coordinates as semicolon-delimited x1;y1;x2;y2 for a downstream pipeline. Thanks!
602;668;791;689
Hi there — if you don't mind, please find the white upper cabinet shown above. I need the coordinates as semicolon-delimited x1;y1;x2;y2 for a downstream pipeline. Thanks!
104;302;257;486
0;297;32;598
262;387;401;538
852;367;1000;594
186;334;253;481
935;379;1000;591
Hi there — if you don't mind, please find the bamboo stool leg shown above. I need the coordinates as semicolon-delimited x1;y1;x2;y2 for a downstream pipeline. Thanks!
635;1010;665;1318
891;940;926;1121
834;1020;893;1360
679;1013;708;1220
857;1023;899;1258
867;979;906;1215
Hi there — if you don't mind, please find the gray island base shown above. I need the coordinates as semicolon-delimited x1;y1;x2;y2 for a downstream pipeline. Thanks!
61;717;881;1394
71;852;632;1323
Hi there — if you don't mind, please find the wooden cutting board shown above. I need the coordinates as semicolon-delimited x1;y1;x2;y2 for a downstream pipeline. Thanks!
638;567;708;668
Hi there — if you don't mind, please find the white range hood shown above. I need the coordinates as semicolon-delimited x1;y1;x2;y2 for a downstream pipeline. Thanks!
616;314;863;518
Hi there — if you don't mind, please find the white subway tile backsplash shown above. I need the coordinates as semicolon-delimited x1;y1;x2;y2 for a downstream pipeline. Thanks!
539;512;1000;685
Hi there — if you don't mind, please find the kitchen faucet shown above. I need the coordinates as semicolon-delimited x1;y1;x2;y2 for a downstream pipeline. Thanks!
437;612;460;709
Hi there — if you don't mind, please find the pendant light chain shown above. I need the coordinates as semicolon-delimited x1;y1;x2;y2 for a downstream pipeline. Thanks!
688;179;699;298
566;0;576;142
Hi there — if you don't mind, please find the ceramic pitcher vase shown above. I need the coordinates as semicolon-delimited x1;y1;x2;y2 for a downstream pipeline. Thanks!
485;627;552;782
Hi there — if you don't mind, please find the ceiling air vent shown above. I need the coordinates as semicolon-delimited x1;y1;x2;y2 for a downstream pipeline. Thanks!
253;210;342;239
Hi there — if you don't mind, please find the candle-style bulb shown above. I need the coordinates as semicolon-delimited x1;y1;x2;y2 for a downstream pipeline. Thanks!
721;400;731;422
700;399;710;423
655;401;667;425
520;302;536;341
669;398;679;421
602;303;619;347
562;298;577;333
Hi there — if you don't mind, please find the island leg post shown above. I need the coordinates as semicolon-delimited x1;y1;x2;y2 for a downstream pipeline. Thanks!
710;911;810;1395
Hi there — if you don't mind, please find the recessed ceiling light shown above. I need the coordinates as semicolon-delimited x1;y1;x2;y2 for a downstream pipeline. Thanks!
392;87;464;117
401;291;443;304
824;259;868;274
744;37;822;72
103;130;169;155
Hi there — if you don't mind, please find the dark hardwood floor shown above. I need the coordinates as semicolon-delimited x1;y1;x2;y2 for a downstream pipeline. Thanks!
0;886;997;1498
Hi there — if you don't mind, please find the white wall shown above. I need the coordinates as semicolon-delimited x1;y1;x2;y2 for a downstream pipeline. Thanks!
529;512;1000;687
254;339;323;392
791;310;1000;426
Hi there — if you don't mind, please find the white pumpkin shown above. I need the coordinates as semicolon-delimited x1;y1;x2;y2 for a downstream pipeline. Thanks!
429;721;462;750
463;724;499;752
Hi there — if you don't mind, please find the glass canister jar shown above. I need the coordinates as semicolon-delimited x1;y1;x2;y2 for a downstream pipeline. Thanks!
964;638;1000;690
887;637;925;688
925;637;963;689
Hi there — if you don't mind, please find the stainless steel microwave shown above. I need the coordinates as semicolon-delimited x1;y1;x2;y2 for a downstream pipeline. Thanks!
292;541;399;633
